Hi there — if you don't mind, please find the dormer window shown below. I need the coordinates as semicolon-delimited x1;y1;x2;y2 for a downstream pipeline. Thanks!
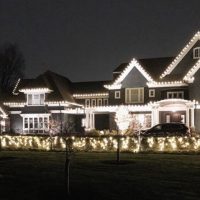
193;47;200;59
27;94;45;105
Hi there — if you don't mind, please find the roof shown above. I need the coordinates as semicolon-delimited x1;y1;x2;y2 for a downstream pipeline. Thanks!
111;57;174;85
6;70;75;103
72;81;109;94
138;57;174;81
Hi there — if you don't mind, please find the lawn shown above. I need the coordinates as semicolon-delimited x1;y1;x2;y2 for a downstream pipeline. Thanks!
0;151;200;200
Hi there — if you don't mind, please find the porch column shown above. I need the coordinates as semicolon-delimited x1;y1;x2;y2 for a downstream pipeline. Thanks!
89;113;95;130
85;112;95;130
85;112;90;130
191;107;195;128
152;107;159;126
186;108;190;127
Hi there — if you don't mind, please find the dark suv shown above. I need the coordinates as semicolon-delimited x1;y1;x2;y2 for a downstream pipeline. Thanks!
140;123;190;137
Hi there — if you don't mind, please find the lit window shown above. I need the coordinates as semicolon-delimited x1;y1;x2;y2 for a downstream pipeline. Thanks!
167;91;184;99
125;88;144;103
149;89;155;98
27;94;45;105
23;116;49;133
34;118;38;129
166;115;170;123
193;47;200;59
115;91;121;99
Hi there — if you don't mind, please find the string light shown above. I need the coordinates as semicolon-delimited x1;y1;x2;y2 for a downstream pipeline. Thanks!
19;88;52;93
0;135;200;152
160;31;200;79
104;58;154;90
183;59;200;82
73;93;109;98
147;81;187;88
12;78;21;95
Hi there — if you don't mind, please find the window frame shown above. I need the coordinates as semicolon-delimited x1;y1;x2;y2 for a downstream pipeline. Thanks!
91;99;96;107
103;98;108;106
125;88;144;103
167;91;184;99
85;99;90;107
193;47;200;59
149;89;155;98
115;91;121;99
97;99;102;106
27;93;45;106
23;115;49;133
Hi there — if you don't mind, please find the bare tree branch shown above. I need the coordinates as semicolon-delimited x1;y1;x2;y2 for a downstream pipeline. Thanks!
0;43;25;93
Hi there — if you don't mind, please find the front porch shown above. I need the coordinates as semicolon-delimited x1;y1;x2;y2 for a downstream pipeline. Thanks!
81;99;197;132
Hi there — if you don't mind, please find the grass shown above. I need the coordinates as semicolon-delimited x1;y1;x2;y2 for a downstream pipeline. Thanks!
0;151;200;200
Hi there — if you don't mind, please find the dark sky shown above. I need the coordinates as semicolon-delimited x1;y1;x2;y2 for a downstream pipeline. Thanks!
0;0;200;82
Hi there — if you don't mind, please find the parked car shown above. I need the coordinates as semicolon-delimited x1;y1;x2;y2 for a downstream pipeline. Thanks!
139;123;190;137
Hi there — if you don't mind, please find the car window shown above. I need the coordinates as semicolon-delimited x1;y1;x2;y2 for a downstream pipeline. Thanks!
172;124;182;130
163;124;170;130
153;125;162;130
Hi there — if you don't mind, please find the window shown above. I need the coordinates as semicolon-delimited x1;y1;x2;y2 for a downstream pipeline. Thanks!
24;118;28;128
115;91;121;99
97;99;102;106
27;94;45;105
149;89;155;97
91;99;96;107
103;99;108;106
125;88;144;103
23;116;49;133
193;47;200;59
34;118;38;129
167;91;184;99
85;99;90;107
166;115;170;123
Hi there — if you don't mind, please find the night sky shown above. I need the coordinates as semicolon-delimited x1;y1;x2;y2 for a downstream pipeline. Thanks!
0;0;200;82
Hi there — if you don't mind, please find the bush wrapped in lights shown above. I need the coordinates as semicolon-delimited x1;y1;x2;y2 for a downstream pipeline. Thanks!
1;135;200;152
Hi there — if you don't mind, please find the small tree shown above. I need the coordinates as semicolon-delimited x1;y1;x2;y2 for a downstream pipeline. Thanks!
115;105;132;163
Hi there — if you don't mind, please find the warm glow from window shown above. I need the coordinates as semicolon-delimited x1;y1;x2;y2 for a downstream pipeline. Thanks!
125;88;144;103
167;91;184;99
27;94;45;105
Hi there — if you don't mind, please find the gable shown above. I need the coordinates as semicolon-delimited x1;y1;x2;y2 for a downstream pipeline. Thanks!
188;68;200;100
163;40;200;81
160;31;200;80
104;58;153;89
121;67;148;88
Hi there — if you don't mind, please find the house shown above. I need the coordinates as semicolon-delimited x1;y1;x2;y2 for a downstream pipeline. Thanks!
1;31;200;134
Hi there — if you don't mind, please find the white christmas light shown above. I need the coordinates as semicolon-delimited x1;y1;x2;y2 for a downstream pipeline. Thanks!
104;58;154;90
160;31;200;79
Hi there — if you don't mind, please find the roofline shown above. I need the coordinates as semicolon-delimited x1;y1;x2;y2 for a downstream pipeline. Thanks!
183;59;200;83
104;58;154;90
0;106;8;118
160;31;200;79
